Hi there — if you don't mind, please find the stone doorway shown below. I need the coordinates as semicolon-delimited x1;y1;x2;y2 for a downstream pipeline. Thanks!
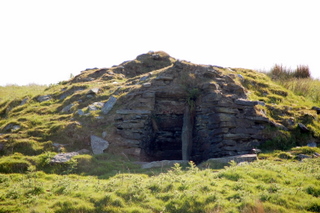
141;95;187;161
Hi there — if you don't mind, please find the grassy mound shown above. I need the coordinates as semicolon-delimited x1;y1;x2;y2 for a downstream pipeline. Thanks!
1;53;320;212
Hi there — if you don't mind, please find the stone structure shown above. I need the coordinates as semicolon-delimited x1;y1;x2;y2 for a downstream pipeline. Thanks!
110;55;273;163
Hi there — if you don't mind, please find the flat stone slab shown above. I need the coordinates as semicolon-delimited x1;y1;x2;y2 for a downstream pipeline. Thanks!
50;152;79;163
116;109;151;115
37;95;52;102
140;160;188;169
205;154;257;165
235;99;265;106
101;96;117;114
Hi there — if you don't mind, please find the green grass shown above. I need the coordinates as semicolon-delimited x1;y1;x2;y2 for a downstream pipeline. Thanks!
0;84;47;103
275;78;320;104
0;159;319;212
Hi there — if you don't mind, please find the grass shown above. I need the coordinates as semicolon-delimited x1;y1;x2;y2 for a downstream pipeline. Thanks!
0;84;47;103
0;159;319;212
275;78;320;104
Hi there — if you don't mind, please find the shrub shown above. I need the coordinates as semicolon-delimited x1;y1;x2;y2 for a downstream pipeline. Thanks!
294;65;310;78
270;64;293;80
269;64;311;80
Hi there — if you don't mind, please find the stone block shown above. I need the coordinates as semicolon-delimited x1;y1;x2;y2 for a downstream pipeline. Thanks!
224;146;237;151
119;130;142;140
202;92;222;102
223;140;237;146
235;99;265;106
142;92;155;98
117;122;145;129
201;82;220;91
50;152;79;163
220;121;237;128
205;154;257;165
209;136;223;144
91;135;109;155
61;103;75;114
224;133;249;140
214;107;238;114
102;96;117;114
116;109;151;115
218;113;234;122
37;95;52;102
246;116;269;123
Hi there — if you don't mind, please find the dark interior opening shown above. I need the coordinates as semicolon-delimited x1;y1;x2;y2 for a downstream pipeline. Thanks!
146;114;184;161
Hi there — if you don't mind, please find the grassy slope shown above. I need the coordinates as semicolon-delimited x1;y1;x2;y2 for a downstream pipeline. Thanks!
1;59;320;212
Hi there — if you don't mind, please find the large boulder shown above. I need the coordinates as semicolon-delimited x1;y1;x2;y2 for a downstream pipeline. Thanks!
90;135;109;154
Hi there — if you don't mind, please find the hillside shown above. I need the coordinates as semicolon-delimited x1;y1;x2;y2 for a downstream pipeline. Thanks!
0;51;320;212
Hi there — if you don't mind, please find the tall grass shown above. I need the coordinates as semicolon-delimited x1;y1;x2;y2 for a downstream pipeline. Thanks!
266;64;320;104
0;84;47;103
279;78;320;103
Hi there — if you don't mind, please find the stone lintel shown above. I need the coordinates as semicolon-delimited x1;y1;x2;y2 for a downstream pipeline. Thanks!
116;109;151;115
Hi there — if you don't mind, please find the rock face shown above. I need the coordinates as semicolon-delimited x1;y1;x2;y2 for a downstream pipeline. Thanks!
111;58;272;163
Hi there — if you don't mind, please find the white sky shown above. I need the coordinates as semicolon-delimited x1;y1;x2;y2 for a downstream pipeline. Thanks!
1;0;319;86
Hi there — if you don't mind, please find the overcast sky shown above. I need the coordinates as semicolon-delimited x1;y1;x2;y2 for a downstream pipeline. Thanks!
1;0;319;86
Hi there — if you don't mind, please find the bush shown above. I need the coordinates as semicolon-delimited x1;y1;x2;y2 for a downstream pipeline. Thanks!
270;64;293;80
294;65;310;78
270;64;311;80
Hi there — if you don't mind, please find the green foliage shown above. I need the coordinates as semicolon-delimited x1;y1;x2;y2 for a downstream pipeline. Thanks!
186;87;200;109
0;153;32;173
291;146;320;155
259;129;297;151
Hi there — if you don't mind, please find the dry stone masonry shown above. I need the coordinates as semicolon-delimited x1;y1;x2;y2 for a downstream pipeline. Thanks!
110;53;273;163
